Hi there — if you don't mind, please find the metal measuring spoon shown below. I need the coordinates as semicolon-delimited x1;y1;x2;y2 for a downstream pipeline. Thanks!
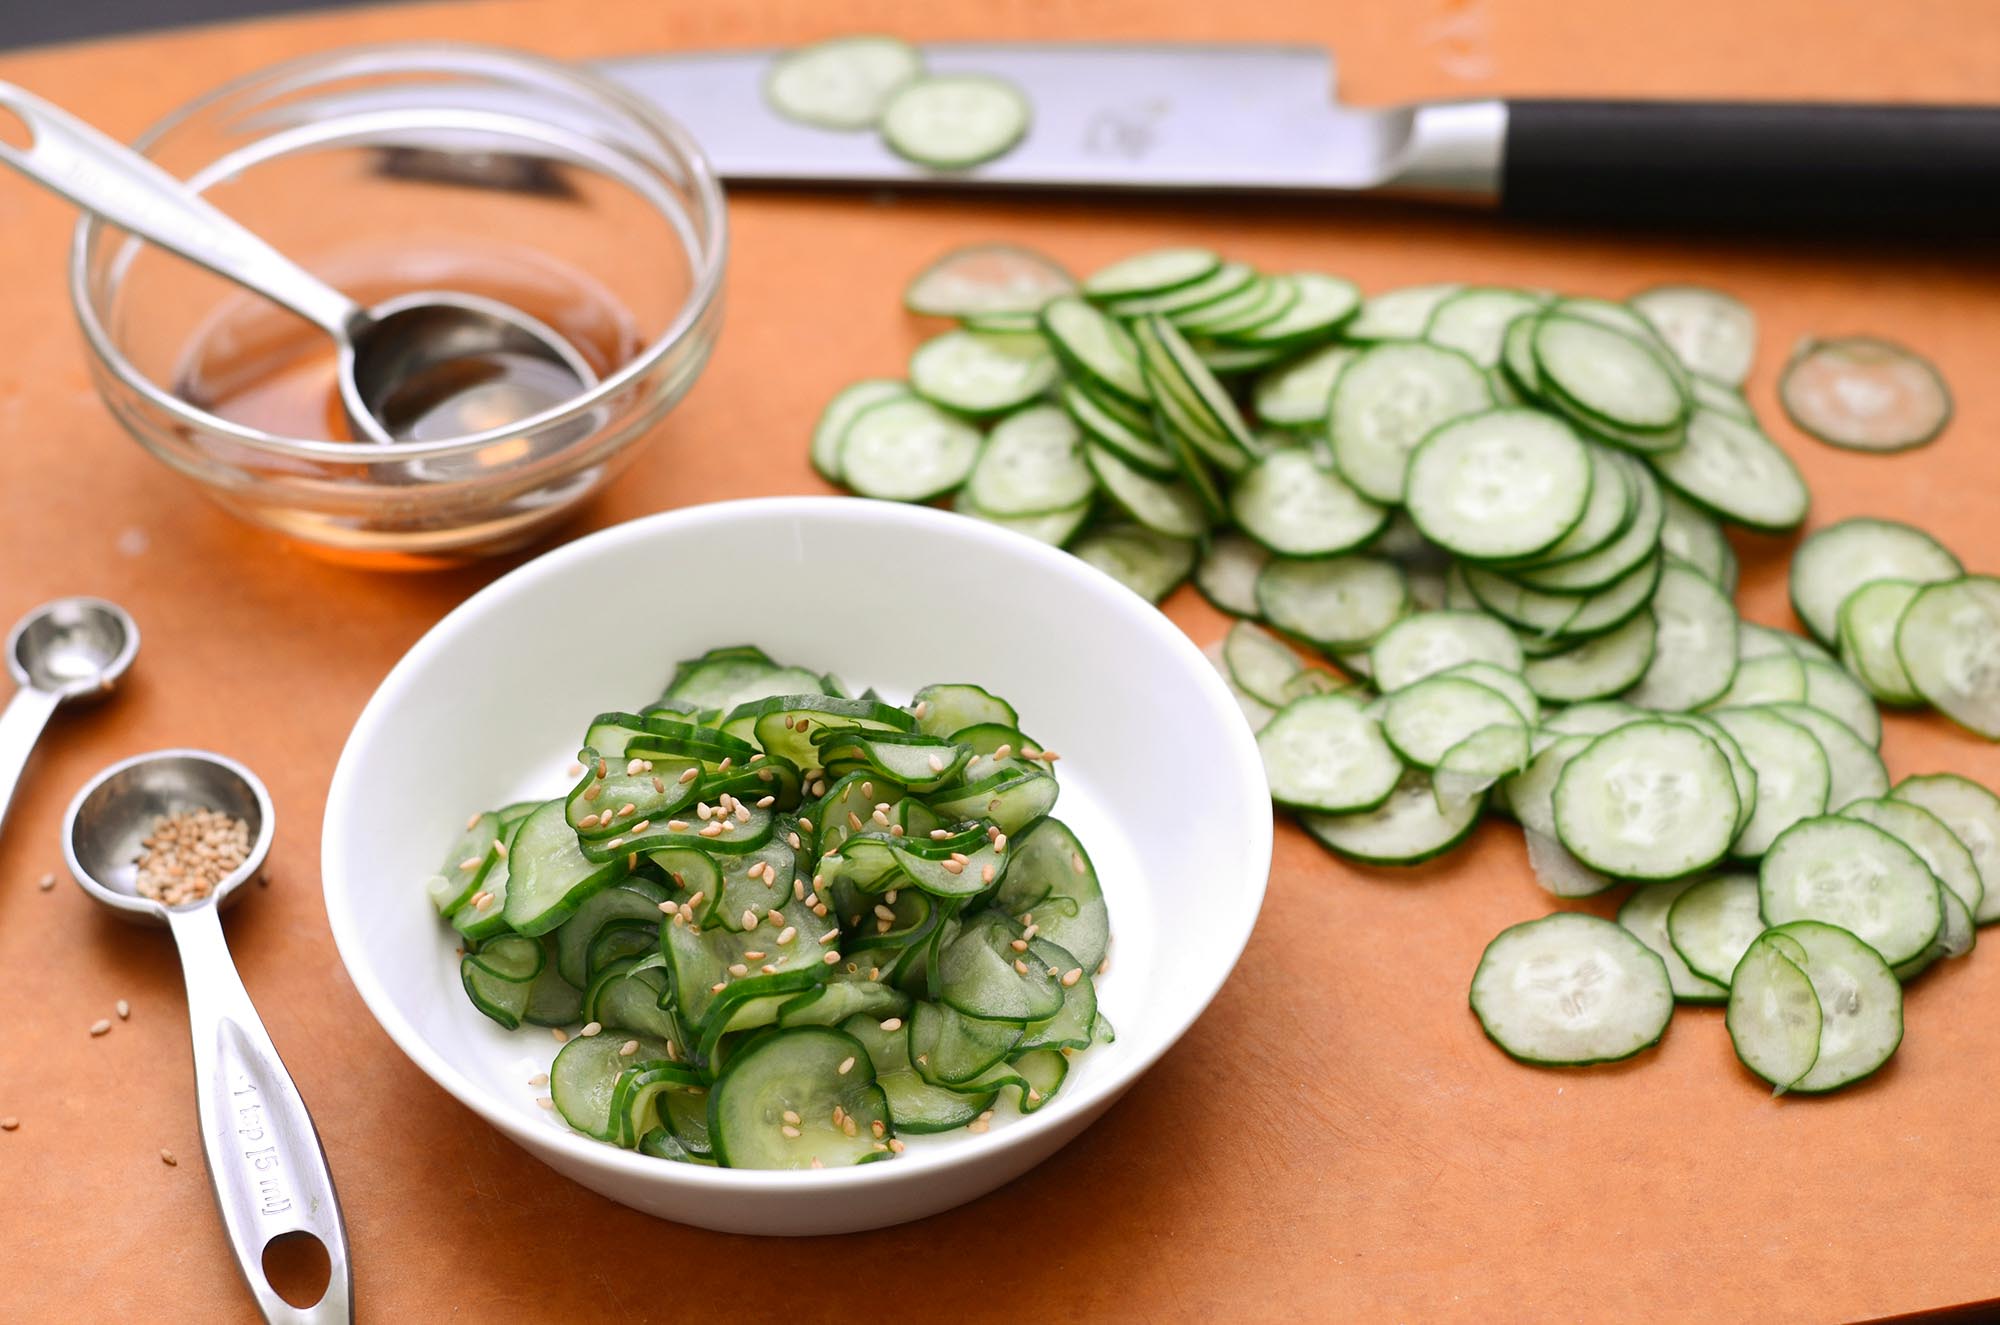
0;598;138;843
65;751;351;1323
0;81;597;443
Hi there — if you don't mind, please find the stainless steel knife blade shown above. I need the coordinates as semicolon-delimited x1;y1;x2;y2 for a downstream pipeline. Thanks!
592;44;1501;198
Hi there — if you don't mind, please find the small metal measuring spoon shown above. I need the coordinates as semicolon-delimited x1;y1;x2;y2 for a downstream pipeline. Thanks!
65;751;351;1323
0;597;138;842
0;81;597;443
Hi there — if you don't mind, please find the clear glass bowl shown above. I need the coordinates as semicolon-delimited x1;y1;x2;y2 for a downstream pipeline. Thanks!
69;44;726;568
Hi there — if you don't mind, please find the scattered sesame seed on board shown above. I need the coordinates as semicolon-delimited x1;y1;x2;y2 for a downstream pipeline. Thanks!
160;1149;177;1166
1;1117;18;1131
38;872;56;891
783;1109;801;1125
116;1000;130;1020
89;1019;112;1037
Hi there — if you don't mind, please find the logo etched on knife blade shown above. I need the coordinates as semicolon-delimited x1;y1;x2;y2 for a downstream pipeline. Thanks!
1083;99;1171;159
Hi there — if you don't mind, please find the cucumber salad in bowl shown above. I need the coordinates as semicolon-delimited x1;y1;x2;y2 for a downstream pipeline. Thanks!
425;645;1111;1170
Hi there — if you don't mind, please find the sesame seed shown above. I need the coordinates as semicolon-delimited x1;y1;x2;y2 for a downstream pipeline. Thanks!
578;813;600;830
742;909;760;929
782;715;796;730
745;949;766;960
658;900;676;914
630;820;650;834
873;904;896;922
949;852;970;865
848;812;864;830
1023;923;1039;939
597;758;609;778
1062;968;1083;987
929;829;951;840
941;859;965;875
581;1022;602;1037
777;926;797;946
464;812;482;831
868;967;881;981
679;767;700;784
916;1054;928;1065
718;757;733;772
881;1017;903;1032
871;1119;886;1137
792;877;806;900
628;853;639;870
812;903;829;917
889;1138;906;1154
626;758;646;776
551;1027;568;1044
1010;939;1029;951
767;907;784;924
688;891;706;908
619;1040;640;1057
885;889;899;904
653;777;666;793
993;833;1008;852
823;951;841;965
862;781;875;798
1042;751;1061;763
798;817;814;832
0;1117;16;1131
981;864;996;883
1013;960;1029;975
994;744;1012;761
709;981;728;993
810;1157;824;1170
1028;1089;1043;1103
818;929;840;945
1097;957;1109;974
811;781;826;796
90;1019;112;1037
116;1000;130;1020
537;1098;555;1111
843;1117;859;1137
728;963;749;977
890;824;904;837
529;1073;549;1087
927;753;945;772
566;762;584;777
832;1105;845;1125
735;804;752;823
667;820;689;832
457;856;483;872
605;838;625;851
968;1119;989;1134
697;802;713;821
583;784;602;802
38;873;56;892
785;831;798;848
751;753;765;764
913;700;929;718
161;1149;178;1166
979;1110;995;1122
492;838;509;859
781;1125;802;1138
838;1056;856;1075
700;823;724;838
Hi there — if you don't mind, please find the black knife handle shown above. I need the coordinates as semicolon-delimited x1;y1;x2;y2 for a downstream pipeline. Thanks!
1500;100;2000;231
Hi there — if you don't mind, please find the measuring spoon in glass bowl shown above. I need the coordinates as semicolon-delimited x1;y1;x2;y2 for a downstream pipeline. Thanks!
65;750;352;1324
0;81;597;443
0;597;138;844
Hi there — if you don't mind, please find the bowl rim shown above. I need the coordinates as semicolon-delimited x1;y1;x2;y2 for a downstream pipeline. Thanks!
67;40;729;462
322;495;1272;1194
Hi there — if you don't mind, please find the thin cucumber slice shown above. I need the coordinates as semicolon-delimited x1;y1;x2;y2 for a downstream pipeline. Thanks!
1465;551;1662;642
1738;622;1835;666
1894;882;1975;980
708;1027;893;1169
1436;661;1539;727
1379;676;1526;769
1841;797;1984;918
1758;817;1942;967
952;489;1091;547
937;912;1064;1024
1705;653;1806;709
1470;912;1673;1066
1726;933;1822;1092
1346;282;1462;342
1765;703;1888;810
1253;343;1357;427
839;395;982;501
1708;708;1829;859
1432;722;1532;810
1780;335;1952;453
1651;712;1758;839
904;243;1072;320
964;404;1092;516
1255;555;1409;651
1300;769;1483;866
502;800;626;937
1040;295;1146;402
1369;610;1525;693
1522;612;1656;703
1103;260;1254;319
1229;447;1389;557
1836;579;1923;706
1553;722;1738;880
909;683;1017;737
908;330;1057;417
1137;316;1257;462
1619;879;1728;1003
1532;314;1688;434
1425;287;1548;368
1086;442;1211;538
1070;522;1196;603
1629;285;1757;386
1503;733;1591;838
1538;701;1643;738
429;810;503;915
1667;873;1765;986
1659;489;1739;594
1223;272;1360;347
551;1031;678;1144
764;35;923;130
1206;642;1278;731
1525;826;1616;897
1171;275;1283;336
994;817;1108;970
1060;380;1177;477
1223;620;1304;707
811;380;908;483
1194;532;1269;617
1193;340;1293;376
1625;561;1739;710
1766;920;1904;1093
1897;576;2000;739
1798;658;1883;747
1405;409;1592;562
1788;516;1963;645
880;74;1030;169
555;880;668;987
1892;774;2000;924
1326;341;1493;504
1650;407;1810;533
1258;693;1403;813
1083;247;1220;301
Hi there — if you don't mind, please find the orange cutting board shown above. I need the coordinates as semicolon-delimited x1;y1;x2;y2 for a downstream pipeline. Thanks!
2;2;1998;1321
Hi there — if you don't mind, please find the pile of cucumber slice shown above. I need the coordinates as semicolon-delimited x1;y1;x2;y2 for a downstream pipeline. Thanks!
428;645;1110;1168
764;35;1030;169
812;241;1994;1095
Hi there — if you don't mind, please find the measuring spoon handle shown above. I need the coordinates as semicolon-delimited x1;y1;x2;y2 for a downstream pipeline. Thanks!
0;685;61;845
0;81;363;338
168;905;352;1324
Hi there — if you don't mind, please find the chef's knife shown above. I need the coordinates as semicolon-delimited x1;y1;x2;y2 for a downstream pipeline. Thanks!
596;44;2000;229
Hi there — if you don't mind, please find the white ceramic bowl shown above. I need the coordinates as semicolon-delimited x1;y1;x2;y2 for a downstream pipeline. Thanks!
323;496;1270;1234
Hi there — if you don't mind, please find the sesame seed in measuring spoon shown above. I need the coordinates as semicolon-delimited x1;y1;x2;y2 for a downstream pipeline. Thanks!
0;80;595;445
61;749;352;1317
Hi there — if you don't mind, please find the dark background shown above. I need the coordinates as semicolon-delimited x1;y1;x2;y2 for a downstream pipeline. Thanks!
3;0;385;50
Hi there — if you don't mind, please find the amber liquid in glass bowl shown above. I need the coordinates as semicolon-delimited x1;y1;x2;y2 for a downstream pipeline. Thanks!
174;237;643;443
